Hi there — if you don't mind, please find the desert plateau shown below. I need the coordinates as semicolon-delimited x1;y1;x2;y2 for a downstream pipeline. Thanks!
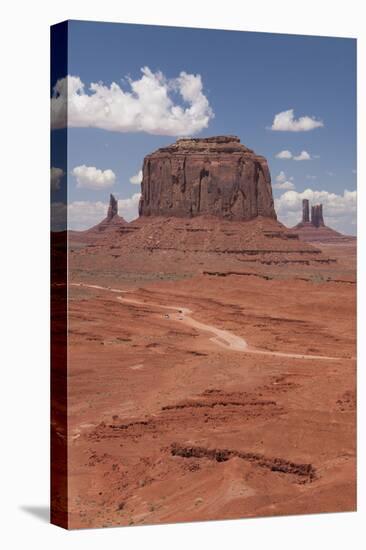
50;136;356;528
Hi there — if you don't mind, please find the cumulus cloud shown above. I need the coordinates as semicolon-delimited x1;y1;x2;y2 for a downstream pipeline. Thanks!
276;171;287;183
71;165;116;190
270;109;323;132
293;150;311;161
51;167;64;191
276;149;315;161
275;188;357;234
276;150;293;159
51;68;213;136
118;193;141;221
130;169;143;185
274;181;295;191
273;170;295;190
68;201;108;229
52;201;111;231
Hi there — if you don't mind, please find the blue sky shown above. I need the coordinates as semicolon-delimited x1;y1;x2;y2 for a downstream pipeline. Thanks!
51;20;357;233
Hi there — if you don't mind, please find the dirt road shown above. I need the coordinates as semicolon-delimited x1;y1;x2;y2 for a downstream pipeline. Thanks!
71;282;345;360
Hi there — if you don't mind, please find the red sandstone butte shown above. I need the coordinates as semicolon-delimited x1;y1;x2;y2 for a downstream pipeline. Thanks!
293;199;355;244
139;136;277;221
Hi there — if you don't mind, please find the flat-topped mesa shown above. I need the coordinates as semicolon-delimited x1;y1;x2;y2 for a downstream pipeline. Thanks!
159;135;252;154
139;136;277;221
107;194;118;220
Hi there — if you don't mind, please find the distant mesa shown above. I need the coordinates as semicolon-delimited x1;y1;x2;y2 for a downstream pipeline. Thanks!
293;199;354;243
139;136;277;221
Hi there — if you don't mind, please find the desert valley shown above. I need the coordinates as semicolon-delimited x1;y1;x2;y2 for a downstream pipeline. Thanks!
52;136;356;528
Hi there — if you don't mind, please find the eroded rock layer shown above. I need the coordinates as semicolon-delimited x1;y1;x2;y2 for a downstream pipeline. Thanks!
139;136;277;221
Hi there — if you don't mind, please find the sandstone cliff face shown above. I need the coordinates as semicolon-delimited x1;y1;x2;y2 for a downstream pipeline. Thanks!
139;136;277;221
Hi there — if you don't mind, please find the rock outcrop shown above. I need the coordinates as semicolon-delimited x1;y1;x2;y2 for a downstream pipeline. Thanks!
293;200;354;243
139;136;277;221
300;199;325;228
107;194;118;220
92;193;128;231
311;204;324;227
302;199;310;223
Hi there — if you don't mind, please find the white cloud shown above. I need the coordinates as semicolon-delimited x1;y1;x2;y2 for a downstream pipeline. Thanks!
273;170;295;190
270;109;323;132
118;193;141;221
71;165;116;190
276;149;316;161
293;150;311;161
51;167;64;191
276;171;287;183
68;201;108;229
130;169;143;185
274;181;295;190
276;150;293;159
306;174;317;180
275;188;357;234
51;68;213;136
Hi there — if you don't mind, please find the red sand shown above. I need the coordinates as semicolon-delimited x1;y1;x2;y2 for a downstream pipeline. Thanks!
55;218;356;528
